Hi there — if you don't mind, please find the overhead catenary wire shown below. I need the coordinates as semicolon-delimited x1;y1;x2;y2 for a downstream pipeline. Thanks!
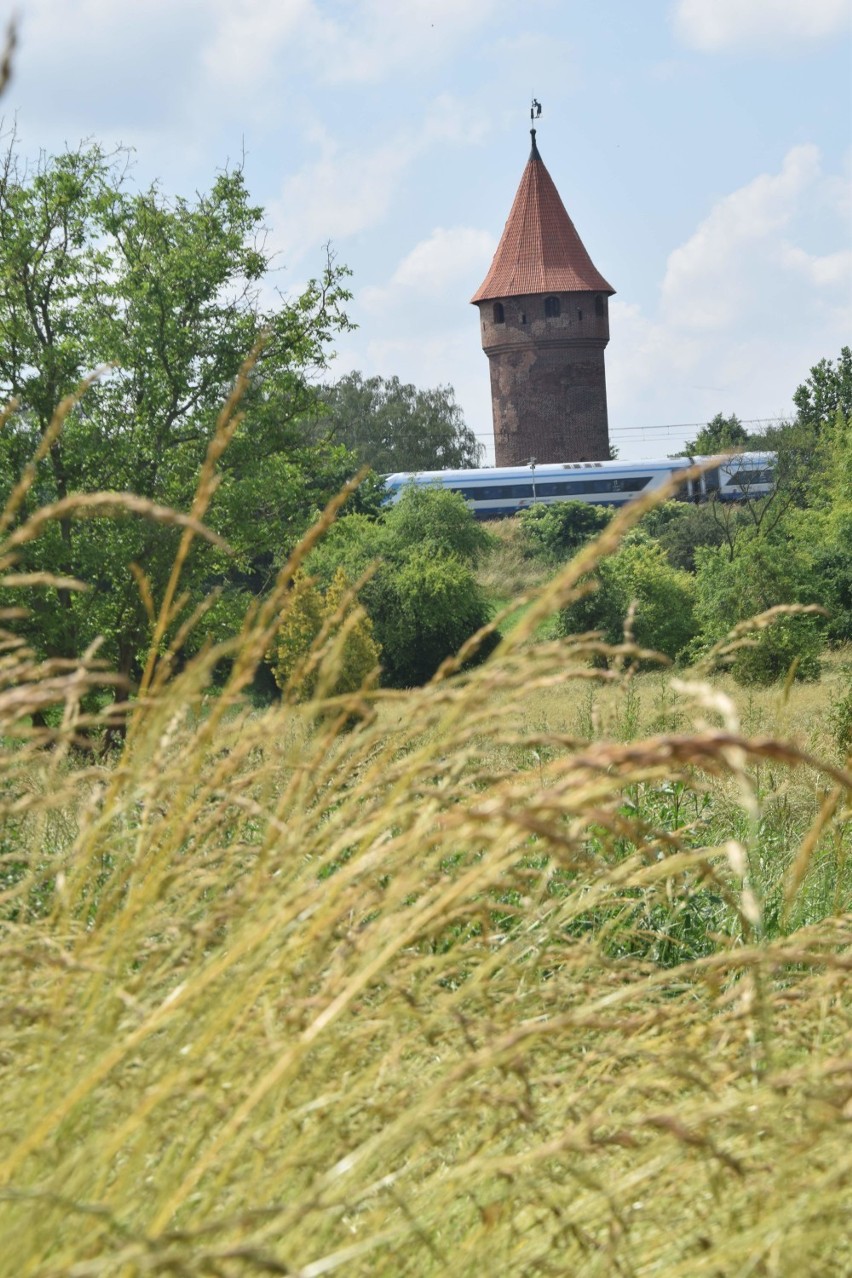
468;416;790;440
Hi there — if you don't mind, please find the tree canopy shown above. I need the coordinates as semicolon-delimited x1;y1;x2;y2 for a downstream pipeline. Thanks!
793;346;852;430
677;413;751;457
0;137;354;680
315;371;483;473
305;486;494;687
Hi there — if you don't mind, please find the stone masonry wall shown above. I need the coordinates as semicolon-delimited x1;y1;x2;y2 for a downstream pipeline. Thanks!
478;291;611;466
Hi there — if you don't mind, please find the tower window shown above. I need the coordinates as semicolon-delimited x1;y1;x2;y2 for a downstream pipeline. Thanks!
595;294;605;317
492;302;505;324
577;308;583;321
544;296;560;318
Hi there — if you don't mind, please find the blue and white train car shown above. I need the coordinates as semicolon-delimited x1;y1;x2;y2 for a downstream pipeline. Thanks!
384;453;775;519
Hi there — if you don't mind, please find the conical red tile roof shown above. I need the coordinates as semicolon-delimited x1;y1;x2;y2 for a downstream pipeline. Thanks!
471;131;614;303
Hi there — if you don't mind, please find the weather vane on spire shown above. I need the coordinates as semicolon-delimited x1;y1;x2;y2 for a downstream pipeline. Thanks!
530;98;542;122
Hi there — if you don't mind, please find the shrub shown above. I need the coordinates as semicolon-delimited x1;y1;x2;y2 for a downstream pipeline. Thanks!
640;500;741;572
807;514;852;644
559;533;697;661
830;679;852;753
518;499;611;561
269;567;380;699
729;614;824;685
693;535;824;683
307;487;495;687
383;483;492;564
376;545;494;686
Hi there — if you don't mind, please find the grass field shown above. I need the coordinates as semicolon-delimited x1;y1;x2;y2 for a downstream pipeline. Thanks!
1;507;850;1277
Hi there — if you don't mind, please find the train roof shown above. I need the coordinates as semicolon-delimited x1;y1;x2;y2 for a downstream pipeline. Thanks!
384;452;774;487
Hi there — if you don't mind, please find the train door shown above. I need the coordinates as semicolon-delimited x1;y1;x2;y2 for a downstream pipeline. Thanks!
703;468;720;499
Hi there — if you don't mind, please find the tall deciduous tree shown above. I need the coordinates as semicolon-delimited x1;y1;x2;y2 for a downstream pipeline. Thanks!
678;413;750;457
305;486;495;687
315;371;483;473
793;346;852;430
0;136;354;678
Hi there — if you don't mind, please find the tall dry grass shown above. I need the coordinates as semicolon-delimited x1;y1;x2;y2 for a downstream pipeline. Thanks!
0;435;850;1276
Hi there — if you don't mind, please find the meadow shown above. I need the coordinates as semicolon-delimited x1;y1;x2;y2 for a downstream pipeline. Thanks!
1;488;850;1278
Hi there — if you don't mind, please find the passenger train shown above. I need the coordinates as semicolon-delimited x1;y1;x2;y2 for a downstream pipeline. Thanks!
384;453;776;519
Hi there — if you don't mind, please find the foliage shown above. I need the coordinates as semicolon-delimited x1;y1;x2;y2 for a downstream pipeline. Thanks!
639;500;739;571
268;567;380;701
382;482;492;564
762;411;852;645
517;499;611;561
692;533;824;683
307;486;494;687
373;544;493;686
269;573;326;696
559;532;697;661
829;677;852;754
0;137;353;681
793;344;852;430
678;411;751;456
1;478;849;1276
316;370;483;472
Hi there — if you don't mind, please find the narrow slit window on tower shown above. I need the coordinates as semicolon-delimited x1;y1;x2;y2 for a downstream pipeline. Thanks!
544;296;560;318
595;294;605;317
577;308;583;321
492;302;505;324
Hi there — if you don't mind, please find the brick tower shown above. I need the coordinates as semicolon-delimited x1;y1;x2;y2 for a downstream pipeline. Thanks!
472;129;615;465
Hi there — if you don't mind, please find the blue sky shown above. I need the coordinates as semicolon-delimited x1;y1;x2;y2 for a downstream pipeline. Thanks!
5;0;852;461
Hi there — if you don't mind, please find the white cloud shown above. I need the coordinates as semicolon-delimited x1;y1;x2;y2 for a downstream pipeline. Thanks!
268;133;411;263
779;244;852;288
673;0;852;51
318;0;502;86
661;145;822;329
202;0;330;90
389;227;496;297
268;103;493;265
606;146;851;455
199;0;501;91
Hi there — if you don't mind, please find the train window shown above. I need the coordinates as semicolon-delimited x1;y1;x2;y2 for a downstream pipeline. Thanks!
599;476;651;493
454;483;534;501
535;476;651;497
544;296;561;318
727;467;773;486
492;302;505;324
704;468;721;494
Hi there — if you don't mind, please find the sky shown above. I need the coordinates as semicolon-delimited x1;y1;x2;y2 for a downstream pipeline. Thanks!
4;0;852;462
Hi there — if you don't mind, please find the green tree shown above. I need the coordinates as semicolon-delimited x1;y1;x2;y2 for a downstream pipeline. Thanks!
316;372;483;472
787;407;852;643
0;138;353;682
306;487;494;687
559;533;697;662
518;500;611;561
793;346;852;430
692;533;824;683
375;545;492;687
382;483;492;563
269;567;380;701
678;412;750;457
